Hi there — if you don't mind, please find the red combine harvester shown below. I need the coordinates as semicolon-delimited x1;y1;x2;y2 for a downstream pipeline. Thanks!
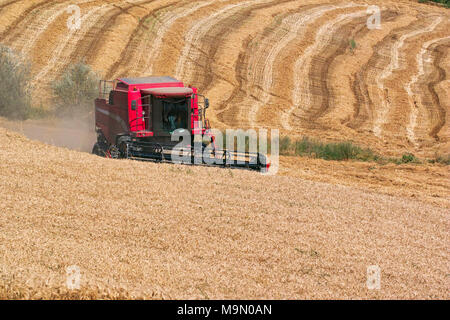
93;76;269;171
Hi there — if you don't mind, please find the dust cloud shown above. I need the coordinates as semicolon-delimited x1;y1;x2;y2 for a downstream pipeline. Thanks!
0;112;96;153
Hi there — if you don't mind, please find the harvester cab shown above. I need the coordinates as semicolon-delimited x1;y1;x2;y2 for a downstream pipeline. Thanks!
93;76;269;172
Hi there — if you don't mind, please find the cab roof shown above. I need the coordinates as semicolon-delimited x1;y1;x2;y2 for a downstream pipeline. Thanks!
118;76;180;85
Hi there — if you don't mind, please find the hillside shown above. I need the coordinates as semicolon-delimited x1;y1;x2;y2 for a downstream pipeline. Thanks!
0;0;448;157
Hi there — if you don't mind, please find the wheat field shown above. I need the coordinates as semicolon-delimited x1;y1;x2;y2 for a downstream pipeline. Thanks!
0;128;448;299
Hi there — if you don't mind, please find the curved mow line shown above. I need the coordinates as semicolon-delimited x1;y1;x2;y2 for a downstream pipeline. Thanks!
405;36;450;144
32;0;160;87
344;10;401;131
79;0;177;70
218;3;360;128
0;0;55;41
188;0;294;94
347;17;422;130
174;0;257;81
428;44;449;139
283;6;367;131
372;16;443;138
31;4;112;86
104;1;185;78
315;18;371;126
215;38;250;126
348;66;371;129
214;4;312;127
142;0;216;76
106;0;216;79
0;0;20;11
8;0;93;55
247;4;349;129
347;32;394;130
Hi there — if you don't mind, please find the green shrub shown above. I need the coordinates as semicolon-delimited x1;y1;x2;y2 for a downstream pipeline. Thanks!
279;136;379;161
52;62;98;116
418;0;450;8
319;142;355;160
0;44;32;120
401;153;419;164
279;136;292;154
349;39;357;53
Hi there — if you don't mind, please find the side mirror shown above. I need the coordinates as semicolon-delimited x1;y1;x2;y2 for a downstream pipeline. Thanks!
131;100;137;111
108;91;114;105
205;98;210;109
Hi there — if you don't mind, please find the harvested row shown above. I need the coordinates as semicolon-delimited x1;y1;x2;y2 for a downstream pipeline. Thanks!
427;41;449;140
405;37;450;147
252;4;364;129
0;0;181;100
0;0;52;41
372;15;443;139
105;0;216;79
30;3;115;86
432;41;450;151
172;0;299;93
217;3;366;129
345;13;450;155
28;0;180;100
192;0;312;128
81;0;181;76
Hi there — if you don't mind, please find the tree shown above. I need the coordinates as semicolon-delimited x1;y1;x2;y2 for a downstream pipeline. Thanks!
52;62;98;116
0;44;32;119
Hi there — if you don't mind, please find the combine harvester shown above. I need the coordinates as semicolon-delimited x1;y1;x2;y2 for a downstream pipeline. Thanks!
93;76;270;172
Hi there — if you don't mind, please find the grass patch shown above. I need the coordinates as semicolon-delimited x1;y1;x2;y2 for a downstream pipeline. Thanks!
207;131;448;165
276;136;448;165
279;136;379;161
418;0;450;8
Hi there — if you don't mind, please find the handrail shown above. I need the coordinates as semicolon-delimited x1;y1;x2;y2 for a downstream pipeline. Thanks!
98;80;116;99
